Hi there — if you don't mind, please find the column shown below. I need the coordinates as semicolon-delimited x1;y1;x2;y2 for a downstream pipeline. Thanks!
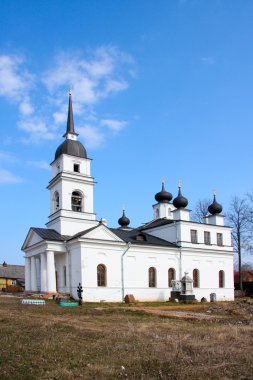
65;252;70;293
30;256;38;291
40;253;47;292
47;250;56;293
25;257;31;291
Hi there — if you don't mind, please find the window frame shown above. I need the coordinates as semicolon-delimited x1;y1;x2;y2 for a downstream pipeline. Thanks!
193;268;200;288
73;164;80;173
204;231;211;245
71;191;83;212
217;233;223;246
168;268;176;288
219;270;225;288
148;267;157;288
190;229;198;244
54;191;60;211
97;264;107;287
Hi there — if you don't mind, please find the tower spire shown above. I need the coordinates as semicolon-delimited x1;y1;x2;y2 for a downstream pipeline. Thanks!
63;89;78;138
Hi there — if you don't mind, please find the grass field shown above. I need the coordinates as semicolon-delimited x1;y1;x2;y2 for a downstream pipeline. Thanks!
0;296;253;380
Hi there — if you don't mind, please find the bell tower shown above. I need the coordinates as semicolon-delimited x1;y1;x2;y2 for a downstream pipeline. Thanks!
46;91;98;235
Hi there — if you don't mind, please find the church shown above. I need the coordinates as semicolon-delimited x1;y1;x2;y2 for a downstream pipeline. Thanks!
22;93;234;302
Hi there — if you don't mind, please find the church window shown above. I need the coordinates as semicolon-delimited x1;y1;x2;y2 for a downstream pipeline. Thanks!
71;191;82;212
156;209;160;218
97;264;106;287
148;267;156;288
168;268;176;287
54;191;60;211
135;234;146;241
217;233;223;246
219;270;225;288
190;229;198;244
193;269;199;288
204;231;211;245
63;266;67;287
74;164;80;173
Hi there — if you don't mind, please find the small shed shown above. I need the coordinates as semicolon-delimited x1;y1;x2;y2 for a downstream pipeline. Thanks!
0;262;25;292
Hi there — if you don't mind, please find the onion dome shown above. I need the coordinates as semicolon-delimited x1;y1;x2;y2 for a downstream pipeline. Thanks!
173;184;188;209
55;90;87;160
155;180;172;203
118;209;130;228
208;194;223;215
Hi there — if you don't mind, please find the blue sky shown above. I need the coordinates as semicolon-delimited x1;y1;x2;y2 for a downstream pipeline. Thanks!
0;0;253;265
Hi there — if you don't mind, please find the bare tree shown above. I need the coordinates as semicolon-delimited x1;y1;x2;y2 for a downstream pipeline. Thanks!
191;198;211;222
226;196;251;291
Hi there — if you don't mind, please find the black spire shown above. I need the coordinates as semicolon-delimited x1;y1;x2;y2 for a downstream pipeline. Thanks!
63;90;78;138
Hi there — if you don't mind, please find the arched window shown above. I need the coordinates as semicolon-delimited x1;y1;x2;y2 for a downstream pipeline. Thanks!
97;264;106;287
54;191;60;211
219;270;225;288
168;268;176;287
149;267;156;288
193;269;199;288
156;209;160;218
71;191;82;212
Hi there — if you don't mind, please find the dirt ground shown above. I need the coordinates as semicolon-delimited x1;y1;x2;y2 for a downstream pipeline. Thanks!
0;295;253;380
136;298;253;324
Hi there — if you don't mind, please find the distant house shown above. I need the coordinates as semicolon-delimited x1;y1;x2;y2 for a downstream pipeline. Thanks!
234;271;253;296
0;262;25;292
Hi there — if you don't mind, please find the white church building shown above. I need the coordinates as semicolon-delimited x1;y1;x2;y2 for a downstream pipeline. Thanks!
22;93;234;302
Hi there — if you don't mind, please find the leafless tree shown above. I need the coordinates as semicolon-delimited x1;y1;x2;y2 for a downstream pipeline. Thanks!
226;196;251;291
191;198;211;222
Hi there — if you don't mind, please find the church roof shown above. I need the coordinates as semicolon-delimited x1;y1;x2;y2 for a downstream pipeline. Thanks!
29;224;177;248
30;227;70;241
140;218;174;230
110;228;178;247
55;139;87;160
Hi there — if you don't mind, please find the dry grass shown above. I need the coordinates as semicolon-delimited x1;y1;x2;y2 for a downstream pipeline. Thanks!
0;297;253;380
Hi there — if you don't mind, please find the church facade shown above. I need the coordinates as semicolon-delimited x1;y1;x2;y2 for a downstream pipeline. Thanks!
22;93;234;302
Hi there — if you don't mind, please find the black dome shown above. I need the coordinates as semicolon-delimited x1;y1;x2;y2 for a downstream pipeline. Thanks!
155;182;172;203
208;195;223;215
173;188;188;209
118;210;130;227
55;139;87;160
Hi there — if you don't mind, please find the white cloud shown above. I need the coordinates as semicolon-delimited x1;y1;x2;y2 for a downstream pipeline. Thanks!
18;118;57;142
53;111;66;124
78;125;105;148
0;168;23;184
19;97;34;116
201;56;216;65
0;150;17;163
0;55;33;100
101;118;127;132
27;160;50;170
0;46;135;146
43;45;134;108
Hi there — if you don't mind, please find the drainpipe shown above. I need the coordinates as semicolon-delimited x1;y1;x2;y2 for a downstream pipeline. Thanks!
121;242;131;302
64;241;71;295
174;221;182;280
